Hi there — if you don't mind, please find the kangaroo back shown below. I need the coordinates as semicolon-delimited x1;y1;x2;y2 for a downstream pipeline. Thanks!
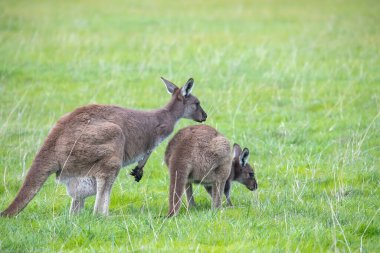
1;133;58;217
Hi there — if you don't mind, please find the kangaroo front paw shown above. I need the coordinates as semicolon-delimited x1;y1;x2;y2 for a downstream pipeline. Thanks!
130;167;143;182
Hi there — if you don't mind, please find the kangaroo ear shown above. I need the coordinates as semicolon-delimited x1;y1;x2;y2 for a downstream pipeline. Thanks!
161;77;178;95
233;143;242;159
239;148;249;167
181;78;194;97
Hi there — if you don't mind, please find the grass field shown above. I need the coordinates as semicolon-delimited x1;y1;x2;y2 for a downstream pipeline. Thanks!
0;0;379;252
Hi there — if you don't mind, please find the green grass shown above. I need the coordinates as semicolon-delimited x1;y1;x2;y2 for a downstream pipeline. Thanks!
0;0;379;252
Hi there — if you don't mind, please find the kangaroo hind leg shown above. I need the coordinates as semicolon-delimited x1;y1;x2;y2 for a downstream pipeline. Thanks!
168;167;187;217
93;175;117;216
93;157;122;216
185;183;196;208
66;177;97;215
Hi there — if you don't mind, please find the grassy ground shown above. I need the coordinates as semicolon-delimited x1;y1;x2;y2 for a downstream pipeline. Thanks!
0;0;379;252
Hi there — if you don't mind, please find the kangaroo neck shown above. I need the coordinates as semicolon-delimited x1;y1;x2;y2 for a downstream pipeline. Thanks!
142;95;184;139
160;95;184;126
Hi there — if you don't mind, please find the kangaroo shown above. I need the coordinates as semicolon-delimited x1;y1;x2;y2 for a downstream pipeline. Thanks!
1;77;207;217
164;125;257;217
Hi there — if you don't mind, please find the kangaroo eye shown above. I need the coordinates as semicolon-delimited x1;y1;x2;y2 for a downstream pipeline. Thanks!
249;172;254;178
195;102;200;107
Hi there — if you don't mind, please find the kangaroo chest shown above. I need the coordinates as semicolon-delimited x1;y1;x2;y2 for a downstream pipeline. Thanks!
122;132;168;167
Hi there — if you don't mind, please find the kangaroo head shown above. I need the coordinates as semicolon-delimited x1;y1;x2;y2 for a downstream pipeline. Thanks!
232;143;258;191
161;77;207;123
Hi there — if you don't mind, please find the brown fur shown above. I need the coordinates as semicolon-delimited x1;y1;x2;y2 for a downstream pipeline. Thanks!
1;77;207;217
164;125;257;217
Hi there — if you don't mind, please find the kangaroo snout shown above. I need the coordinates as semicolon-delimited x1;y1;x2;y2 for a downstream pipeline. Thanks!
244;177;258;191
248;181;258;191
201;111;207;122
194;110;207;123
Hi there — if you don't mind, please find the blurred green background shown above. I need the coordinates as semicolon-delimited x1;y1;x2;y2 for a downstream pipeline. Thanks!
0;0;379;252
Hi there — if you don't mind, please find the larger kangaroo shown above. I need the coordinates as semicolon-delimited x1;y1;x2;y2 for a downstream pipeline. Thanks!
1;77;207;217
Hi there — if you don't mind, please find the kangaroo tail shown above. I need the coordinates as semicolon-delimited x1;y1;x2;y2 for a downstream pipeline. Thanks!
1;150;56;217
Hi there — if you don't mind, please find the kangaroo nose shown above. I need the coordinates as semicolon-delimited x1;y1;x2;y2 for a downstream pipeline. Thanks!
202;112;207;120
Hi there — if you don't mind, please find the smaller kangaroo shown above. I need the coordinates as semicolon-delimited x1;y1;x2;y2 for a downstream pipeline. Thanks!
164;125;258;217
